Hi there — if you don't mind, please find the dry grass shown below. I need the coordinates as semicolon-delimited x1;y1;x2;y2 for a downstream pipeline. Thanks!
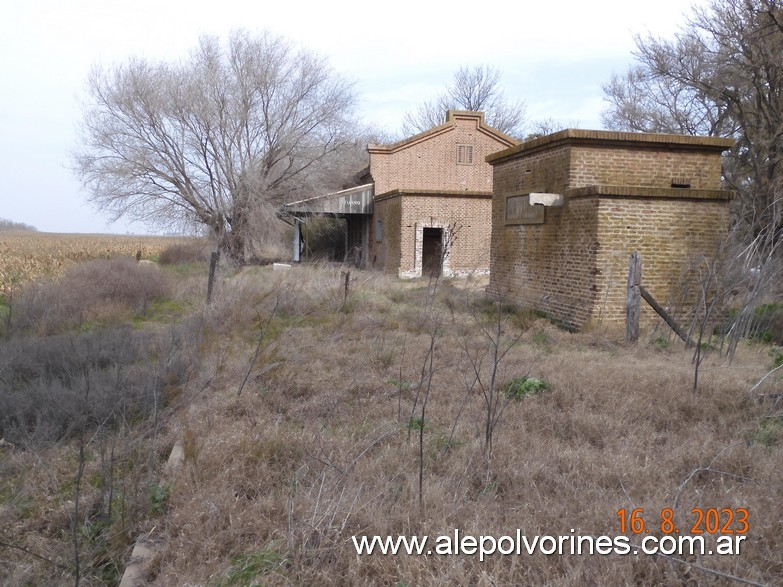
1;264;781;586
162;268;781;586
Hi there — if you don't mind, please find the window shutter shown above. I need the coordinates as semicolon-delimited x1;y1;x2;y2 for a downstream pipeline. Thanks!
456;144;474;165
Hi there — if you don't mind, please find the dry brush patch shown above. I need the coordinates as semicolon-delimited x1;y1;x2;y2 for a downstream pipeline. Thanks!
0;311;208;586
11;257;173;335
139;268;781;586
0;254;211;585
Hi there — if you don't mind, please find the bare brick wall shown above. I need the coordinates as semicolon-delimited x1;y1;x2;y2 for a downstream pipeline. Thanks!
488;195;601;328
570;147;724;190
370;196;402;274
368;111;517;277
488;147;724;197
369;111;514;197
593;196;730;324
491;145;571;195
488;130;734;329
398;194;493;277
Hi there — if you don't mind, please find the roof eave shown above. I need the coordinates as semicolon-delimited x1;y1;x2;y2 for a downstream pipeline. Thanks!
487;129;735;165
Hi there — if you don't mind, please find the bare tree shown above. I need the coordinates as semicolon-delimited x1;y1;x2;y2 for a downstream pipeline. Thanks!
602;64;733;136
74;30;358;263
523;118;573;141
402;65;526;138
601;0;783;257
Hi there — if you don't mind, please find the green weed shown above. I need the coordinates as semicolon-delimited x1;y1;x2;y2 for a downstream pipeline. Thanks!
750;303;783;344
216;541;289;586
133;298;188;325
750;416;783;447
502;376;550;401
147;481;170;515
408;416;427;432
653;336;670;350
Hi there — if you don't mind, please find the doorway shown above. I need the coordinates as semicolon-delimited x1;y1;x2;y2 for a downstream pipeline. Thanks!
421;227;443;278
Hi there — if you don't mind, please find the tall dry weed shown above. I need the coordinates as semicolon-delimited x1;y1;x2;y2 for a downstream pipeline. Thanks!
3;264;780;586
12;257;170;334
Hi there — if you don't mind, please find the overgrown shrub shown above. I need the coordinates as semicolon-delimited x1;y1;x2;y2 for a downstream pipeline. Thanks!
157;241;209;265
12;257;170;334
0;259;207;586
749;302;783;344
0;319;202;445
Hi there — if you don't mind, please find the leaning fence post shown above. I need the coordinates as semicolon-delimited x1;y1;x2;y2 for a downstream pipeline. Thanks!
626;251;642;343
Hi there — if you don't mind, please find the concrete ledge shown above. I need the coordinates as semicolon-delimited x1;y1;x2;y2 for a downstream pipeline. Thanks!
164;441;184;476
530;193;565;207
374;189;492;203
565;185;735;201
119;440;184;586
487;129;734;165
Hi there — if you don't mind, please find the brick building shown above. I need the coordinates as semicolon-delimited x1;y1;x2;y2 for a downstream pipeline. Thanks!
282;110;518;277
369;110;518;277
486;129;734;329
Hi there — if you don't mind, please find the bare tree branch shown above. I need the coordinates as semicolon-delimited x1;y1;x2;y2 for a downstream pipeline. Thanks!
401;65;526;138
601;0;783;256
74;30;361;263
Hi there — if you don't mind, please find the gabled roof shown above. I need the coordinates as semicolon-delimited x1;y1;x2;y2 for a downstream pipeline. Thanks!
368;110;519;154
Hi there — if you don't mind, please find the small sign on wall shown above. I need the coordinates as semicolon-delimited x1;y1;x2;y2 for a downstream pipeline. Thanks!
505;194;545;225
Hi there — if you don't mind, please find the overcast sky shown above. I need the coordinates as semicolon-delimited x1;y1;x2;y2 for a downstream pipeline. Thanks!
0;0;703;234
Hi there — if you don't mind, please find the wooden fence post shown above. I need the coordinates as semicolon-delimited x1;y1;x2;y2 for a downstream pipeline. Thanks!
341;270;350;306
626;252;642;343
640;286;695;347
206;251;219;304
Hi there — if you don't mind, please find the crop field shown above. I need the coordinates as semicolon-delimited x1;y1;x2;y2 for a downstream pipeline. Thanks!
0;231;194;295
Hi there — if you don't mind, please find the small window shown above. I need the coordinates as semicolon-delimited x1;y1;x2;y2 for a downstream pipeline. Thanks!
456;144;474;165
375;219;383;242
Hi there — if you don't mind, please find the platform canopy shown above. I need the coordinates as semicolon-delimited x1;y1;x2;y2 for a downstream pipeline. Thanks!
280;183;374;217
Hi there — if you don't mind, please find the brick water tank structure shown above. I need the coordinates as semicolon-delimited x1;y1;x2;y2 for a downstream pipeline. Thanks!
486;130;734;330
